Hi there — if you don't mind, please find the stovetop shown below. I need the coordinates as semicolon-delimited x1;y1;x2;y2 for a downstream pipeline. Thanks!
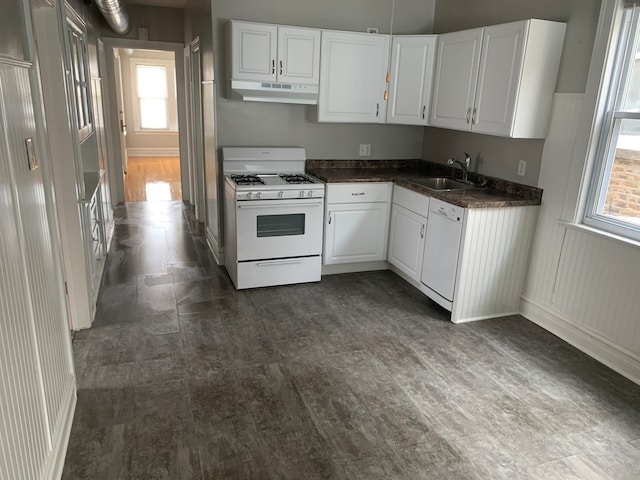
229;173;323;188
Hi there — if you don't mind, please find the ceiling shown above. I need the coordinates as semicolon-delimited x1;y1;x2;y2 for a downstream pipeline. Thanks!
127;0;188;8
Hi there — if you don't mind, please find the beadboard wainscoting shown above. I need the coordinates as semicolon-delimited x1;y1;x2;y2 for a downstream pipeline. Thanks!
453;205;538;323
522;93;640;385
0;57;76;480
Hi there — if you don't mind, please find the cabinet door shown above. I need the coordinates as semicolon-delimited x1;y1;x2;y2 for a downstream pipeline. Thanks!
231;21;277;82
277;26;321;85
472;21;526;136
387;36;437;126
388;204;427;281
430;28;483;131
318;30;389;123
324;202;390;264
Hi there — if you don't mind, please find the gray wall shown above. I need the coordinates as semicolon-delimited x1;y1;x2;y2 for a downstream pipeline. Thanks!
423;0;602;185
101;5;184;44
212;0;436;159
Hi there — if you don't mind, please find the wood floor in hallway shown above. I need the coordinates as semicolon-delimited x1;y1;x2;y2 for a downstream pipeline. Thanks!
125;156;181;202
61;201;640;479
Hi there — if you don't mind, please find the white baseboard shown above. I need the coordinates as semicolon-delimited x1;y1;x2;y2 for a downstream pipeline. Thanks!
43;376;76;480
321;260;389;275
521;296;640;386
205;226;223;266
126;147;179;157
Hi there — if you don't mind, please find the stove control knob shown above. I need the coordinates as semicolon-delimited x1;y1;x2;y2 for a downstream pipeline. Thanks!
299;191;305;197
246;192;253;199
256;192;262;199
278;191;284;198
307;191;314;197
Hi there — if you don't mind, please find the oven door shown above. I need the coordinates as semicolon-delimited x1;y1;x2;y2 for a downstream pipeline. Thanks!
236;198;324;261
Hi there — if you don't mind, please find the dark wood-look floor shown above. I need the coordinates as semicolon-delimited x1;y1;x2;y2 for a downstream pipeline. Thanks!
62;201;640;479
125;157;182;202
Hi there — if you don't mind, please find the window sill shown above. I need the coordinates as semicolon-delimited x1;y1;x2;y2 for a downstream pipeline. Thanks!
558;220;640;251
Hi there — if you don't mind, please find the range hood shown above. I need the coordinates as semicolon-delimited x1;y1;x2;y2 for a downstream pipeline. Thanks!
230;80;319;105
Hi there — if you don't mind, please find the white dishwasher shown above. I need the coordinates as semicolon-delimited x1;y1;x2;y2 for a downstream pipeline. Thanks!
420;198;464;311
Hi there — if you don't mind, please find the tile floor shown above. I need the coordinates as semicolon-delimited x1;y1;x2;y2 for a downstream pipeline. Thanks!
62;201;640;479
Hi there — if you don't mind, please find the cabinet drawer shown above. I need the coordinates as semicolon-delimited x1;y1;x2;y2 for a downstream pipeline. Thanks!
392;185;429;217
326;182;392;204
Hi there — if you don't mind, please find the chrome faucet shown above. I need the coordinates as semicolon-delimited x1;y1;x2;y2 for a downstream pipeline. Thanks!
447;152;471;182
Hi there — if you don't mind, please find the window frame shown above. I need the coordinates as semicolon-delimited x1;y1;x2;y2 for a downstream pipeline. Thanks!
584;4;640;241
129;57;178;134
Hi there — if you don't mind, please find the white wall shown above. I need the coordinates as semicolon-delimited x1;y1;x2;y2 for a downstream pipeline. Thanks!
522;0;640;385
212;0;436;159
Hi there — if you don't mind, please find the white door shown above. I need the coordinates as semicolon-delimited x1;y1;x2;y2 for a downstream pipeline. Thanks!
430;28;483;131
472;21;526;136
190;39;206;221
231;21;277;82
113;52;128;175
277;26;321;85
386;35;437;126
324;202;390;264
388;204;427;281
318;30;389;123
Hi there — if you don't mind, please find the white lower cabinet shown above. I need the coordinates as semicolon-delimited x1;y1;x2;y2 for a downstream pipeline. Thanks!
388;186;429;281
324;183;392;265
387;185;539;324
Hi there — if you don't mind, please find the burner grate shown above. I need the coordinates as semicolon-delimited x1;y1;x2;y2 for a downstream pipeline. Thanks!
280;174;314;184
231;174;265;186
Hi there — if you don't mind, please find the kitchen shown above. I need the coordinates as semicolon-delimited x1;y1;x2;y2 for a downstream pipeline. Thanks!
3;0;640;478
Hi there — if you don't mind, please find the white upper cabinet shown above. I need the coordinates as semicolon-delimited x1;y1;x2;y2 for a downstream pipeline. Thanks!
386;36;437;126
231;21;320;85
277;26;321;85
318;30;390;123
430;19;565;138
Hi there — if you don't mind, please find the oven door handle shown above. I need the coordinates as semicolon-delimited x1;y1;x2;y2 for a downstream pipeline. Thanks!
256;259;303;267
237;202;323;209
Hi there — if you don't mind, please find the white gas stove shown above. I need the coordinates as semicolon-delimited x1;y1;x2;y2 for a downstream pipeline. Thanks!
222;147;325;289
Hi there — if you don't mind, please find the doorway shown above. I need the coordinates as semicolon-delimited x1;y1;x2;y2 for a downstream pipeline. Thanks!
114;48;182;202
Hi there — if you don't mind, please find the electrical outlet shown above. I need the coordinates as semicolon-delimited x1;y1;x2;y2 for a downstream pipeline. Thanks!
359;144;371;156
517;160;526;177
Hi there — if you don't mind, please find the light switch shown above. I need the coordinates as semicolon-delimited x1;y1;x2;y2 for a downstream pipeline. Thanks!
25;137;38;171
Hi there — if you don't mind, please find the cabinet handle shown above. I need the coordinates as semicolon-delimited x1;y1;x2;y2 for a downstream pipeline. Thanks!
328;211;332;224
466;108;471;124
279;60;283;75
376;103;380;117
472;107;477;124
272;59;275;75
422;105;426;120
351;192;365;196
420;224;425;238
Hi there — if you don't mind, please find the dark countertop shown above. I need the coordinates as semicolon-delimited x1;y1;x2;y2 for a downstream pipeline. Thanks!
306;160;542;209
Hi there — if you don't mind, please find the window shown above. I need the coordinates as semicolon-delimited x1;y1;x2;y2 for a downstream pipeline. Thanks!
136;65;169;130
585;5;640;241
66;19;93;141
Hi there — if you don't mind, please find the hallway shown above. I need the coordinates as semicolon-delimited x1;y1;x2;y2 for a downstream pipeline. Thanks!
62;202;640;479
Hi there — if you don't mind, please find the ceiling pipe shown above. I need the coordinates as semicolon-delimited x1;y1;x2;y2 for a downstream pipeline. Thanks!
93;0;130;35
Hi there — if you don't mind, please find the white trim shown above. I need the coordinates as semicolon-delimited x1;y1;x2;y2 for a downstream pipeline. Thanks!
206;225;223;265
42;377;76;480
521;296;640;386
126;147;179;157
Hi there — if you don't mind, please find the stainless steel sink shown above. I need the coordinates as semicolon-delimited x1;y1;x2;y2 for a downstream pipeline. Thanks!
409;177;477;191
